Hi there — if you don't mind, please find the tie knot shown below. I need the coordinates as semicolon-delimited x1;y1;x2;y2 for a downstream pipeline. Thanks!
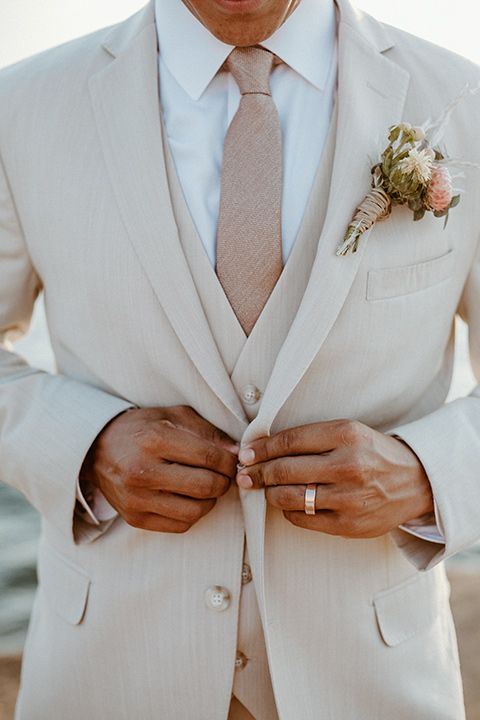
226;46;275;96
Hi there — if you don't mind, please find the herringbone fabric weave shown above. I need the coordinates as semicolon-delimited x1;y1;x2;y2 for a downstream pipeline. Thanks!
216;46;283;335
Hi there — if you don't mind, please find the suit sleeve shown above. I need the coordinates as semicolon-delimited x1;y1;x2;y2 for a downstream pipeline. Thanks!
0;152;133;544
389;234;480;571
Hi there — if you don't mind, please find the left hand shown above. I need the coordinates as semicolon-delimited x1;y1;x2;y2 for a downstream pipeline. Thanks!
235;419;434;538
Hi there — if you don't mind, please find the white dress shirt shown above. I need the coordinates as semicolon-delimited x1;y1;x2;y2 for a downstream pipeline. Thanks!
78;0;443;543
156;0;337;265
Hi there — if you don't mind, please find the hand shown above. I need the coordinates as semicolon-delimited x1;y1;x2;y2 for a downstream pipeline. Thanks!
81;406;239;533
235;419;434;538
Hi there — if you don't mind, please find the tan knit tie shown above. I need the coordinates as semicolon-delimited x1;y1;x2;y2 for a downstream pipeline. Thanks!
216;46;283;336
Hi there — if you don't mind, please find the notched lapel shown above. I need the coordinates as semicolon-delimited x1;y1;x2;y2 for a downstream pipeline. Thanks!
244;10;411;444
88;14;246;424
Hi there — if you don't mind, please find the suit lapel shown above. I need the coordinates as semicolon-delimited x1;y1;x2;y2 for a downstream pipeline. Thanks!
243;2;411;444
89;3;246;424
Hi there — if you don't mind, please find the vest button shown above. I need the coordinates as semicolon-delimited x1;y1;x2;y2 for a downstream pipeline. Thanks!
241;562;252;585
242;384;261;405
235;651;249;670
205;586;231;612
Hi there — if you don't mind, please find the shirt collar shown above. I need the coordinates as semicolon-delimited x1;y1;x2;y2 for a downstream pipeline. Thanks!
155;0;337;101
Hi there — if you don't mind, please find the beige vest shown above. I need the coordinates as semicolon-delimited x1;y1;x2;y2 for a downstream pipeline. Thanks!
161;104;338;720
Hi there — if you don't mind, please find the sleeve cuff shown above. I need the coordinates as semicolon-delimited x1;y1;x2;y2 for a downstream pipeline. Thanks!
399;499;445;544
76;480;118;525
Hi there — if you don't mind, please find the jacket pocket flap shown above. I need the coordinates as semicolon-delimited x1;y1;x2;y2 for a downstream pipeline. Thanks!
38;546;91;625
373;570;444;647
367;249;455;301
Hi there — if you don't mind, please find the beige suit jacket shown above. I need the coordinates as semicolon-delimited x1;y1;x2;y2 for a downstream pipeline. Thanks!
1;1;480;718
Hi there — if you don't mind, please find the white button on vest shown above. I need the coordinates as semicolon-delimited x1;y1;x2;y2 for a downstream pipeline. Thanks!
205;586;231;612
235;651;248;670
242;384;261;405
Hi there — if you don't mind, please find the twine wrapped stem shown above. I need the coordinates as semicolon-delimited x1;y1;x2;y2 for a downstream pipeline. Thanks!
336;187;392;256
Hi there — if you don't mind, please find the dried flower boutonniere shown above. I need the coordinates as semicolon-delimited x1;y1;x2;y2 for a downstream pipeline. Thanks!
337;86;480;256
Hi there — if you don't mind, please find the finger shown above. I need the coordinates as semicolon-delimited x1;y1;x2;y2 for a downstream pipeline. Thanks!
147;492;217;523
144;422;238;477
283;510;347;536
236;454;341;490
238;419;367;466
128;463;231;499
184;422;240;455
265;484;339;512
130;490;217;524
125;511;192;534
165;406;240;454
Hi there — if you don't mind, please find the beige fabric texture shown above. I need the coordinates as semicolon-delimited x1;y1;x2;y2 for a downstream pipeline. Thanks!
216;47;283;335
0;0;480;718
160;89;339;718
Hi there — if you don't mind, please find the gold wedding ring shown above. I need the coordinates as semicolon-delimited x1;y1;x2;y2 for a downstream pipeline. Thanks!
304;484;317;515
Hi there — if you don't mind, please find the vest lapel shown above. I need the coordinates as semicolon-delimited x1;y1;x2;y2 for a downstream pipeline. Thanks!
159;112;247;375
161;98;338;380
88;5;246;424
231;102;339;415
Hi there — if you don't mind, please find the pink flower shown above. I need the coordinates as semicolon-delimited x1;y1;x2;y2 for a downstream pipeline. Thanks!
427;166;453;212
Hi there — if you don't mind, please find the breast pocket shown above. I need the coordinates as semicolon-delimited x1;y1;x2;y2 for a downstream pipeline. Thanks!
366;249;456;301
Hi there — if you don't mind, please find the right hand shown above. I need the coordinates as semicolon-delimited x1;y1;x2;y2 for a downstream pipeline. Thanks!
80;406;239;533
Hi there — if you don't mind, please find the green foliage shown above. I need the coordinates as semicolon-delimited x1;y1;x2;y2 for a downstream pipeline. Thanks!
388;125;401;143
407;191;426;213
413;209;426;222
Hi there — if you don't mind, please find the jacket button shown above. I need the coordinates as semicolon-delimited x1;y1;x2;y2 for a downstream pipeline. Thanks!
241;563;252;585
235;651;248;670
242;384;261;405
205;586;231;612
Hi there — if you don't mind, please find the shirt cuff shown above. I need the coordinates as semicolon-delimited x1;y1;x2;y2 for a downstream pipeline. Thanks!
399;500;445;544
76;479;118;525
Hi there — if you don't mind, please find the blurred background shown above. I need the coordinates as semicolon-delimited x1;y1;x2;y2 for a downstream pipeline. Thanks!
1;0;479;718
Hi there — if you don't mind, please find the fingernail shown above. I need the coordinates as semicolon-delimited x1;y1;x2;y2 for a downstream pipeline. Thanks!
237;474;253;489
227;443;240;454
239;448;255;465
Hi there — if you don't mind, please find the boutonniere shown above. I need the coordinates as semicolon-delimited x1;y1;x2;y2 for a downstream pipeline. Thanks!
337;86;480;256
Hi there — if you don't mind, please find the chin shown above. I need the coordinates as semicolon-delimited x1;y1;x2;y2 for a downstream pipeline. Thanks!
212;0;267;13
183;0;292;45
213;25;274;46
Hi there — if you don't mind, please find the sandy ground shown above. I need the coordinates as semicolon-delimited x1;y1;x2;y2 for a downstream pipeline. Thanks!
448;571;480;720
0;571;479;720
0;655;20;720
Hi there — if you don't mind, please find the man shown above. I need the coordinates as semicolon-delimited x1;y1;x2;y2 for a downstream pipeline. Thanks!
1;0;479;717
